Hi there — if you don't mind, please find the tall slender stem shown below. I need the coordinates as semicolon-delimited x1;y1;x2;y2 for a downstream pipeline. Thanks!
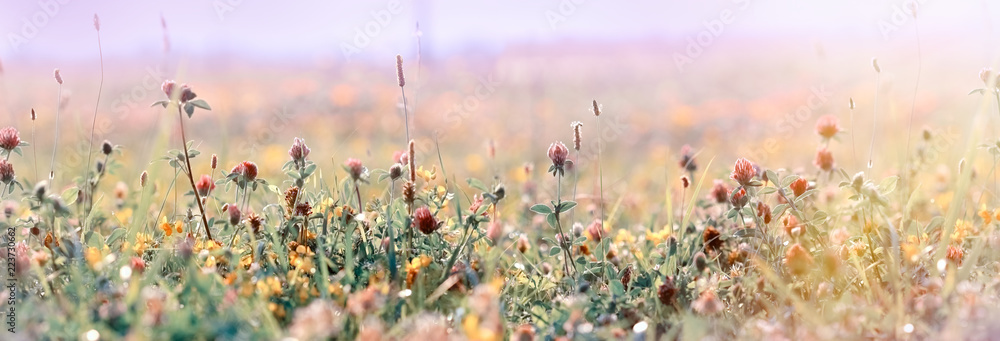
596;115;607;281
903;19;922;202
597;115;605;226
555;173;576;280
83;29;105;220
994;92;1000;197
572;149;580;221
387;180;397;280
31;119;37;182
400;88;410;147
850;105;857;169
177;106;213;241
49;84;61;183
868;72;880;174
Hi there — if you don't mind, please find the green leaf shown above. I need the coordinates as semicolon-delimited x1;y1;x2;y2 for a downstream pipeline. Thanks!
558;201;577;213
549;246;562;257
765;170;779;184
105;228;126;246
610;280;625;296
879;176;899;195
475;202;491;216
150;100;169;108
184;102;195;118
795;189;818;203
780;175;799;188
758;186;777;195
772;204;788;219
467;178;490;193
546;213;558;228
530;204;552;215
62;187;80;205
303;164;317;177
189;99;212;110
812;210;829;222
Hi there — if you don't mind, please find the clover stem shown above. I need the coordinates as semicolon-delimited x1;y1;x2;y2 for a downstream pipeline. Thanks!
177;106;213;241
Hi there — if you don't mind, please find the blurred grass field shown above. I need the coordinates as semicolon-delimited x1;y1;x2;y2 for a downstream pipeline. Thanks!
2;3;1000;340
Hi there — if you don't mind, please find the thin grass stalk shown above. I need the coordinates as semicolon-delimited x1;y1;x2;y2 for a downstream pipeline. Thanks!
868;59;881;174
176;106;213;241
83;20;105;219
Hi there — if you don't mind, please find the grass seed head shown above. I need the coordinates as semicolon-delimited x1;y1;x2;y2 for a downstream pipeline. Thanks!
571;121;583;151
396;55;405;87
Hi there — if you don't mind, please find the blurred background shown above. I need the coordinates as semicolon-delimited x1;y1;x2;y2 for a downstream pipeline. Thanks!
0;0;998;205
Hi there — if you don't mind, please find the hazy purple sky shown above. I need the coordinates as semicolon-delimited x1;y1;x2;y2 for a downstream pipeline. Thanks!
1;0;997;64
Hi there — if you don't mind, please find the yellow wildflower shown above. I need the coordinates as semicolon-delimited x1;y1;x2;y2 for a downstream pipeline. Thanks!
85;247;103;269
951;219;977;243
317;197;335;213
257;276;283;297
134;233;153;254
645;229;671;245
416;165;437;182
159;218;173;237
615;229;635;245
194;239;222;255
405;254;432;288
